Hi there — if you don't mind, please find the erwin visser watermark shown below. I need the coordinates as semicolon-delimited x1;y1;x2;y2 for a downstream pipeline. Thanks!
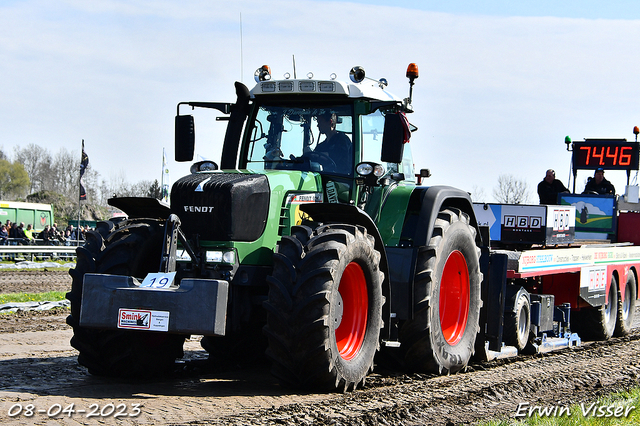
515;402;636;419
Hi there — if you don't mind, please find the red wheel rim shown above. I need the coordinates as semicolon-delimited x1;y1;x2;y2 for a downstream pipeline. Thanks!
439;250;470;345
336;262;368;360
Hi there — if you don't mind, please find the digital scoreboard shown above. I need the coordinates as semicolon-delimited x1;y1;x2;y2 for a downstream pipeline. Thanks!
572;139;639;171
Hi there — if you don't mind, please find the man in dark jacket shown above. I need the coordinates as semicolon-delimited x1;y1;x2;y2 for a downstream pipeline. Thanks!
313;112;352;174
583;168;615;195
538;169;569;204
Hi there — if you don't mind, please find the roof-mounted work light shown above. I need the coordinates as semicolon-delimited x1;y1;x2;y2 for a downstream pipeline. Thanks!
254;65;272;83
349;66;366;83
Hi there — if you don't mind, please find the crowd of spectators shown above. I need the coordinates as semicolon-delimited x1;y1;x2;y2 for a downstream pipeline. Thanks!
0;220;89;246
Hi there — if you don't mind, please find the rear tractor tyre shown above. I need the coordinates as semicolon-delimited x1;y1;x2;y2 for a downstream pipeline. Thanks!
614;272;636;337
66;219;186;378
400;208;482;374
263;224;384;391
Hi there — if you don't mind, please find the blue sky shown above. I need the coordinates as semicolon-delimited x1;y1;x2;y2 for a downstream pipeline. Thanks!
1;0;640;201
338;0;640;19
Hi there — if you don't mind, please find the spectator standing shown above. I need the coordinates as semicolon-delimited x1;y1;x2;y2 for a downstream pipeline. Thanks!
8;223;18;245
537;169;569;205
0;224;8;245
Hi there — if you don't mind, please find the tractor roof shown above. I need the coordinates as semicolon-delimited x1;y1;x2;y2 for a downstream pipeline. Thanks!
249;65;403;103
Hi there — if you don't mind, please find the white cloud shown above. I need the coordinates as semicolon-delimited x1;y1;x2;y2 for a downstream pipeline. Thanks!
572;201;606;216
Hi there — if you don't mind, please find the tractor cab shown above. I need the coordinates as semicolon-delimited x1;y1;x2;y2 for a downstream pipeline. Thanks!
176;64;419;208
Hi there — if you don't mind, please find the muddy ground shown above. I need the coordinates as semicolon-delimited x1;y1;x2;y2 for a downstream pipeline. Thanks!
1;269;640;425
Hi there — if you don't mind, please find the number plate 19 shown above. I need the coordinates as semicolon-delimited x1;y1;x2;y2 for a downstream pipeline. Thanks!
140;272;176;288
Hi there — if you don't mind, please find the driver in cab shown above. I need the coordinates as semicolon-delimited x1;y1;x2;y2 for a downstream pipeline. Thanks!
312;111;352;173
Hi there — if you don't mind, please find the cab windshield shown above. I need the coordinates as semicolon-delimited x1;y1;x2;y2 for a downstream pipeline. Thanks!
243;104;354;176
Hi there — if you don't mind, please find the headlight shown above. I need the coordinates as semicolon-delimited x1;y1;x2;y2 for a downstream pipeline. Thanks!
373;164;385;177
206;249;236;265
356;162;385;177
356;163;374;176
222;251;235;264
176;250;191;262
206;251;223;263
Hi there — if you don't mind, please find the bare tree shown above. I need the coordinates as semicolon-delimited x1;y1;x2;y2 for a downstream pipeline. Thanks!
470;185;487;203
82;166;100;202
50;148;77;198
493;174;531;204
11;142;162;208
14;144;52;194
129;180;156;197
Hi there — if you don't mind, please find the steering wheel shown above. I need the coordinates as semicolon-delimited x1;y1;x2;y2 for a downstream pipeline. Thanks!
303;151;337;171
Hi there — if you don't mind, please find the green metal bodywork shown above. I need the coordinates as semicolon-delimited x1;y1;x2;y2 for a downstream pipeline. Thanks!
194;169;323;265
197;166;417;266
374;184;415;246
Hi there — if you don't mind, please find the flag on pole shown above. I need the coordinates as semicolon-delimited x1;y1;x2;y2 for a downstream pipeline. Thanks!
161;148;170;202
79;140;89;201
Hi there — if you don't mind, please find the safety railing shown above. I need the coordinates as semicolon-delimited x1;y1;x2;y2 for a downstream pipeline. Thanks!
0;241;80;261
2;237;84;246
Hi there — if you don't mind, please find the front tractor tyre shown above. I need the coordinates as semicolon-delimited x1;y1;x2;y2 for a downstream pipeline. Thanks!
400;208;482;374
264;224;384;391
66;219;186;378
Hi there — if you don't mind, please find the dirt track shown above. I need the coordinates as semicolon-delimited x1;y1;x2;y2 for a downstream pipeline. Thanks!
1;270;640;425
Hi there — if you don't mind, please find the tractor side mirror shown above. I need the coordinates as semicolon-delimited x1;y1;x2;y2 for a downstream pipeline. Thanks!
381;113;407;164
175;115;195;162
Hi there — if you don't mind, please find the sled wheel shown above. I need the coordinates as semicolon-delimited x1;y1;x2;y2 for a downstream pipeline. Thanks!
66;219;186;378
503;289;532;351
600;276;619;339
400;208;482;374
576;275;619;341
614;273;636;337
264;224;384;391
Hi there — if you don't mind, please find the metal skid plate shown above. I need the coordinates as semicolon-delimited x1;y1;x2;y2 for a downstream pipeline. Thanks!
482;341;519;361
79;273;228;336
524;332;582;355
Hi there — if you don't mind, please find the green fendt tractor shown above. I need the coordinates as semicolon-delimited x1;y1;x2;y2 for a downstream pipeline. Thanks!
66;63;483;391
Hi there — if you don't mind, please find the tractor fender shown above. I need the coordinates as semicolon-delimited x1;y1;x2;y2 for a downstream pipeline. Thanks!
299;202;392;341
411;185;482;247
108;197;171;220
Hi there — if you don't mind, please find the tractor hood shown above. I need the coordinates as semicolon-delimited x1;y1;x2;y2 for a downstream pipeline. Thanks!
170;173;270;242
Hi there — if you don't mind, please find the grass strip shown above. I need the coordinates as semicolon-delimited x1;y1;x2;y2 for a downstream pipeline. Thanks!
0;291;67;304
